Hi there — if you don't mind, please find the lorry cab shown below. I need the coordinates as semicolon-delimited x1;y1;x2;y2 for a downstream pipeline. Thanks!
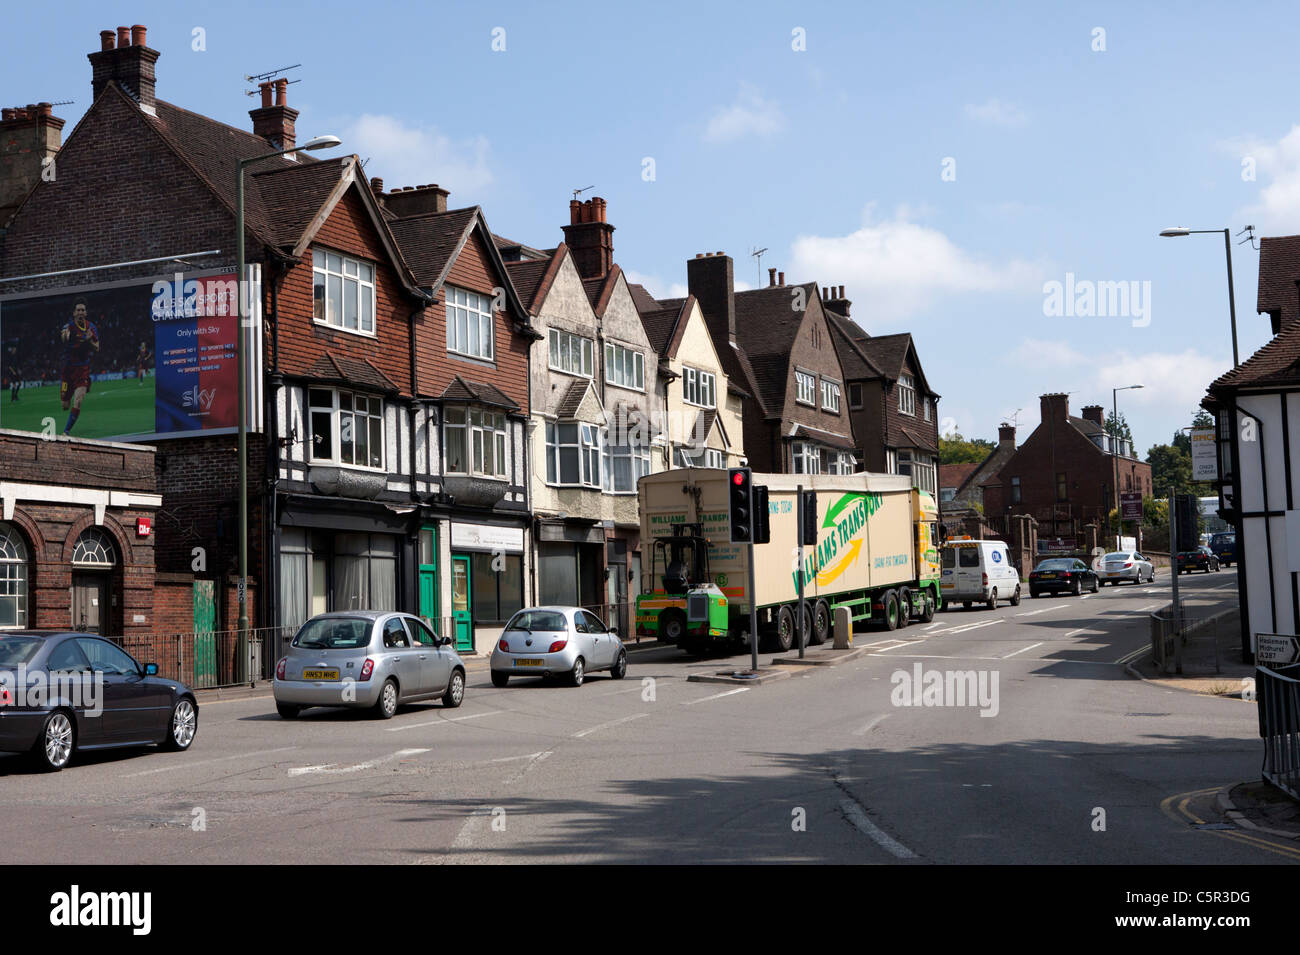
940;537;1021;609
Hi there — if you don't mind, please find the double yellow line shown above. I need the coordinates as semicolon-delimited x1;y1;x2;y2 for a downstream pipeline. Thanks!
1161;786;1300;861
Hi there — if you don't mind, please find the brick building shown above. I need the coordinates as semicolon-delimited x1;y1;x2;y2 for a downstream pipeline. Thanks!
983;394;1151;546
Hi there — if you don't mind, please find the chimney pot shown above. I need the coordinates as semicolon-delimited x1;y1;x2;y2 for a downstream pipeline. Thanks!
1;109;11;122
569;199;581;224
778;271;785;285
131;24;146;47
100;30;116;52
839;284;845;298
768;267;777;286
370;176;384;194
275;77;287;106
116;26;130;48
695;253;704;259
259;81;273;108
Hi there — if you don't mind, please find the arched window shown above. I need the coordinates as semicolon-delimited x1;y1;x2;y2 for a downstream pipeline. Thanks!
72;527;116;567
0;523;30;628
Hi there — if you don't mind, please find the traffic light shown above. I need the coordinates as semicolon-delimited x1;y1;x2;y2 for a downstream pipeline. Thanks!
1174;494;1199;549
801;490;818;546
752;484;771;544
728;467;753;543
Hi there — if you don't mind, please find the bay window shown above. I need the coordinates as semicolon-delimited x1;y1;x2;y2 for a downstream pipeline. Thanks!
792;441;821;474
546;421;602;488
675;446;725;469
445;407;508;478
309;388;384;469
604;441;651;492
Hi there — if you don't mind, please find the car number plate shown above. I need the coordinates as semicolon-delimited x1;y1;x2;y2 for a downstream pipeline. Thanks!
1041;573;1056;578
302;668;339;680
514;659;543;667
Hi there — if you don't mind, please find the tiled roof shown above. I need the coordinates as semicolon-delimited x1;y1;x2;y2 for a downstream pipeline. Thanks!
492;232;550;261
825;311;885;380
1068;415;1104;437
579;266;625;318
1210;320;1300;390
897;425;940;455
856;333;912;383
626;283;661;316
1257;235;1300;332
940;462;979;489
388;208;478;287
555;378;590;418
504;258;552;313
438;375;520;411
252;157;350;246
789;422;856;451
305;353;398;393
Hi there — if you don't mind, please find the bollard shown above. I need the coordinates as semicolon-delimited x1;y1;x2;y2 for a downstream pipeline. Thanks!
833;606;852;649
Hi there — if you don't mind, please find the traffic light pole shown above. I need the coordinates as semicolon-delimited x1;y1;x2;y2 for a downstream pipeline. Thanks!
797;485;806;659
1169;487;1182;675
748;541;759;673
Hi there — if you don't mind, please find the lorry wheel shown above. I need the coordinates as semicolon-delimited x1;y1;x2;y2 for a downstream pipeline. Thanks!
920;593;936;622
962;601;972;609
660;610;686;644
809;601;829;645
896;589;911;628
882;591;900;631
774;606;795;652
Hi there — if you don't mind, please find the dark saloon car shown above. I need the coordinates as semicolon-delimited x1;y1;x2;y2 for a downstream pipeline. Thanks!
1028;558;1099;597
1177;546;1220;574
1209;533;1236;567
0;631;197;771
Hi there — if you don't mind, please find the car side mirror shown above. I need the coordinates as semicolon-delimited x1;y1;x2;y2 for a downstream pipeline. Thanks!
441;636;453;647
608;626;618;636
144;662;159;676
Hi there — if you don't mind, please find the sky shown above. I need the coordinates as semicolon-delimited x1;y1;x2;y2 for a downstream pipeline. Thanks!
6;0;1296;456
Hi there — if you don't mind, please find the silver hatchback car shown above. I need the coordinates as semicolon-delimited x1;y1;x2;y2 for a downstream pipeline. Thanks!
273;611;466;719
490;607;628;688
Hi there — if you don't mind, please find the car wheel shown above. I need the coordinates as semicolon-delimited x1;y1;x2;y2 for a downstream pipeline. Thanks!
1091;577;1099;593
1010;585;1021;606
373;678;399;719
569;657;585;687
660;610;686;644
610;649;628;680
162;698;198;751
276;703;300;719
443;669;465;708
491;670;509;688
1072;578;1081;596
1030;588;1040;598
32;709;74;772
986;588;997;610
920;593;936;622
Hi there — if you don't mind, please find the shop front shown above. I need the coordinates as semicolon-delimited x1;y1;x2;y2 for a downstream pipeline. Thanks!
445;519;527;652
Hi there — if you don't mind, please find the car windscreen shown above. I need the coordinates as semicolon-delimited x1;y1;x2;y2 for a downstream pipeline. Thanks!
293;618;372;650
0;635;43;667
1035;560;1073;571
1212;535;1235;545
505;611;568;632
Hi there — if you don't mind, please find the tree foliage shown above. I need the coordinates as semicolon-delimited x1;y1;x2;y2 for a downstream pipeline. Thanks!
939;432;995;465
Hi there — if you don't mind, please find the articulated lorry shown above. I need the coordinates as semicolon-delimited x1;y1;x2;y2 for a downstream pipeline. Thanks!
635;469;941;653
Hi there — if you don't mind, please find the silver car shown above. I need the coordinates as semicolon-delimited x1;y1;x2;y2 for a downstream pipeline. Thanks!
490;607;628;688
1098;551;1155;585
273;611;466;719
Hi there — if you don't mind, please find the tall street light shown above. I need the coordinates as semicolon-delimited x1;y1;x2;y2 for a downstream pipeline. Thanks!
1112;383;1143;551
1158;227;1240;368
235;134;342;681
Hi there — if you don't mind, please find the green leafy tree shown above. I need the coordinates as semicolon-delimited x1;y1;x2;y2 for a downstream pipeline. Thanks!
1104;411;1133;444
1147;443;1194;494
939;432;995;465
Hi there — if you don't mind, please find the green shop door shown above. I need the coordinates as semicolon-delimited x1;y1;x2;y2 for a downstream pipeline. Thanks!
451;554;473;651
418;527;439;635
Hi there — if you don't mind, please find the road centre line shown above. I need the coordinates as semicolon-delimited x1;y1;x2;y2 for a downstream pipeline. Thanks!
853;714;890;736
385;710;500;732
840;799;917;859
288;747;428;776
1002;642;1043;658
682;687;751;705
1016;606;1065;617
572;712;650;737
121;745;299;778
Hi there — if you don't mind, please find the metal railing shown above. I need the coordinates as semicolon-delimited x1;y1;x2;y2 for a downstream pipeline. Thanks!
110;626;285;689
1257;663;1300;800
1148;608;1222;674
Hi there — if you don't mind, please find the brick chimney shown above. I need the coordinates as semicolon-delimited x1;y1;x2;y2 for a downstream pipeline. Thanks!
0;103;65;226
1081;404;1104;427
249;78;298;153
686;251;736;346
998;423;1016;448
825;283;851;318
1039;392;1069;424
561;197;615;280
88;24;158;115
383;183;449;218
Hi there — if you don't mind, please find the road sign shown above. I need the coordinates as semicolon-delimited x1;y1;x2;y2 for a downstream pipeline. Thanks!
1120;492;1143;521
1257;634;1300;666
1191;427;1218;482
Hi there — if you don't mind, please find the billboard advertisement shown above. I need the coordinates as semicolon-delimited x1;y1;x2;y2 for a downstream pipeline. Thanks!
0;269;260;441
1191;427;1218;482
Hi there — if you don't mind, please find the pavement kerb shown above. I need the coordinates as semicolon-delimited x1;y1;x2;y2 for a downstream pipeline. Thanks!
1214;787;1300;841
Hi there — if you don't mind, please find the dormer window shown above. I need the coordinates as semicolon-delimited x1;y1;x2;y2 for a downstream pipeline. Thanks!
313;249;375;335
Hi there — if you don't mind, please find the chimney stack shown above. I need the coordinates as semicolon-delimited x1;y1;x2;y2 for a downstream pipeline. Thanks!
1081;404;1105;427
88;24;159;114
1039;393;1069;424
998;423;1016;447
825;283;852;319
249;77;298;153
562;196;615;279
0;102;66;227
686;251;736;347
383;183;449;218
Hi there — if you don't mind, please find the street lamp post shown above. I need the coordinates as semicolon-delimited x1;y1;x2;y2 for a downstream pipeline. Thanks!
1112;384;1143;551
234;135;341;681
1158;227;1240;368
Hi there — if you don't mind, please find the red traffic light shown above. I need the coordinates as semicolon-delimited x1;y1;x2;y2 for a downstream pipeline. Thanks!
732;471;745;486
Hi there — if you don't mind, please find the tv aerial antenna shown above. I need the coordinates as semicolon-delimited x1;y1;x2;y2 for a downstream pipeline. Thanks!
572;185;595;201
244;64;302;95
750;246;768;288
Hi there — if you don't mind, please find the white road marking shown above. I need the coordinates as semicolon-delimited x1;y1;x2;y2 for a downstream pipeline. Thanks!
1016;606;1065;617
947;620;999;635
1080;593;1094;599
489;751;548;763
682;687;751;705
1134;604;1159;613
122;746;299;778
572;712;650;738
592;683;653;697
1002;642;1043;658
1063;628;1091;638
840;799;917;859
385;710;500;732
874;639;927;652
503;749;552;785
923;622;943;630
853;714;890;736
288;747;428;776
452;807;493;849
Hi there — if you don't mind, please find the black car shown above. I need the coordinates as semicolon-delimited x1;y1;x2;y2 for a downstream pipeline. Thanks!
1209;533;1236;567
0;631;197;771
1028;558;1099;597
1177;546;1220;574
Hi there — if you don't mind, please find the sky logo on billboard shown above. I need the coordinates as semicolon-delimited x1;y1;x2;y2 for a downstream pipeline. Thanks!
182;385;216;411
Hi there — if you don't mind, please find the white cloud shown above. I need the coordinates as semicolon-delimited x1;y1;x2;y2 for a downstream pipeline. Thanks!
703;86;785;143
964;98;1028;128
621;269;688;301
787;207;1046;323
342;114;492;195
1011;338;1086;367
1093;350;1226;420
1224;126;1300;232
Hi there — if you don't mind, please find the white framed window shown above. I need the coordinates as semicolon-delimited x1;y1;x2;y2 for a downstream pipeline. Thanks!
445;407;507;478
923;396;932;422
603;441;651;492
549;328;593;377
675;446;725;469
446;286;494;361
825;450;856;474
604;342;644;391
792;441;821;474
309;388;384;469
795;370;816;406
821;378;841;413
0;523;29;628
313;249;376;335
898;450;936;494
683;367;716;408
898;373;916;416
545;421;601;488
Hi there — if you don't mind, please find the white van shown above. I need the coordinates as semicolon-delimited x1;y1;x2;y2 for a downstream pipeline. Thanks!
939;538;1021;608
